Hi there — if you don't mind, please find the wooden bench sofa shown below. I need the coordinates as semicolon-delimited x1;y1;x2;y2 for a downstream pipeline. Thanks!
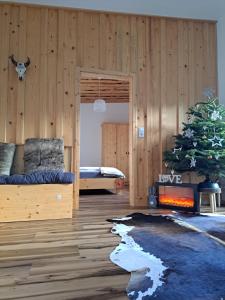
0;144;75;222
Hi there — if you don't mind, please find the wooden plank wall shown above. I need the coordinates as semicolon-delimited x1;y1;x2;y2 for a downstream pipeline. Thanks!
0;4;217;207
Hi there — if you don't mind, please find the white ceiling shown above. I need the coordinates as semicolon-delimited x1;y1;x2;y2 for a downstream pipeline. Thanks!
1;0;225;21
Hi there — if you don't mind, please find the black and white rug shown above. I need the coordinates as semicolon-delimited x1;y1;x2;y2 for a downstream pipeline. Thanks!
108;213;225;300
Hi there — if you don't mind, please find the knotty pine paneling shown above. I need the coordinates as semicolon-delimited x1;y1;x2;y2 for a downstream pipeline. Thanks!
0;4;217;206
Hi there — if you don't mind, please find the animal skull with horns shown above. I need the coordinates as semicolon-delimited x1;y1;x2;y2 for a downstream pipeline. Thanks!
9;55;31;80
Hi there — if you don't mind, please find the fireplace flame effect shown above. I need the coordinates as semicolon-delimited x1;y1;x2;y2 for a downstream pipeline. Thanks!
159;195;194;208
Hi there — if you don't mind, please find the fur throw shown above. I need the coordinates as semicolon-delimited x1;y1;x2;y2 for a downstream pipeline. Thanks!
24;138;64;173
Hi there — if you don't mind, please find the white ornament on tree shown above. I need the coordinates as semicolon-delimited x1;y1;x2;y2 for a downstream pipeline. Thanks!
193;142;197;147
184;128;194;138
190;157;196;168
211;110;222;121
215;153;220;160
203;87;215;98
203;126;207;131
172;147;182;154
187;115;194;123
208;135;224;147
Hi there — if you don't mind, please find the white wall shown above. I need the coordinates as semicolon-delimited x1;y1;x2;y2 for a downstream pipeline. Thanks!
2;0;225;103
1;0;221;20
80;103;129;166
217;15;225;104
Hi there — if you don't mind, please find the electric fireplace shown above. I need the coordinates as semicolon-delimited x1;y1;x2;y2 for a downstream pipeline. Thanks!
156;182;200;212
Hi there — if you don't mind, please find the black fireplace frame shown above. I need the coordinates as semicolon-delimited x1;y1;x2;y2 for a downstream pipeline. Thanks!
155;182;200;212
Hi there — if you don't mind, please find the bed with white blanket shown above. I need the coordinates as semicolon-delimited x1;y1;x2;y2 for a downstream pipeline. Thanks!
79;167;125;192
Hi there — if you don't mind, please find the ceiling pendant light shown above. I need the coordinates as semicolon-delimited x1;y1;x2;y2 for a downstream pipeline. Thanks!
93;78;106;112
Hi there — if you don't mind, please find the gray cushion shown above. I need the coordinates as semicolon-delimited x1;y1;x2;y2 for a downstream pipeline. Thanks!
11;145;25;175
24;138;64;173
0;142;16;175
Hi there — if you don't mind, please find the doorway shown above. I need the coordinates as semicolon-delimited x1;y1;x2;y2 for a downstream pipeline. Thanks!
75;68;135;208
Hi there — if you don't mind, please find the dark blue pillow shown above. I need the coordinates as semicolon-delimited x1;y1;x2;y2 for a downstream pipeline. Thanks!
0;171;75;185
6;174;27;184
61;172;75;183
0;175;8;184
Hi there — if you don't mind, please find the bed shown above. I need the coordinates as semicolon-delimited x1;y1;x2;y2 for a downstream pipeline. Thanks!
79;167;125;193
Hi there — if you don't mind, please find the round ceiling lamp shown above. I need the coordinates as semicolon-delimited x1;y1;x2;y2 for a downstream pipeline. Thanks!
93;78;106;112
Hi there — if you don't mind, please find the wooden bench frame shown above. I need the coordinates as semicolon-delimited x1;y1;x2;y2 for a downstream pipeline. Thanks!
0;184;74;222
79;177;125;193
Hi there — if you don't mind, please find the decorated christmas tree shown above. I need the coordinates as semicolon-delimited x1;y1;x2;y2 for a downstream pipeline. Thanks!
164;94;225;183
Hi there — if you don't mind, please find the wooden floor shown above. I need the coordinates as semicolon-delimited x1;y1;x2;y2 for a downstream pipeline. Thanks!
0;190;224;300
0;190;149;300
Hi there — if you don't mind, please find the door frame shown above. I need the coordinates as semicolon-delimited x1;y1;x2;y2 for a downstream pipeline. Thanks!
74;67;136;208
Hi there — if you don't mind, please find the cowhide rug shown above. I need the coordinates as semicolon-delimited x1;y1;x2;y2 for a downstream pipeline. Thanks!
108;213;225;300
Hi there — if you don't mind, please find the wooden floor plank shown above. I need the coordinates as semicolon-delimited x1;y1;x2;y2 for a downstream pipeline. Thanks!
0;190;136;299
0;189;223;299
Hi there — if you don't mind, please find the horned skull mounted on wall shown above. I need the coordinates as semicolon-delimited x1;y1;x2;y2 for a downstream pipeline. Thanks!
9;55;31;81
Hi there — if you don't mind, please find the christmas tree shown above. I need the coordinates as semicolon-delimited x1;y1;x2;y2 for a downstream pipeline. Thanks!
164;95;225;182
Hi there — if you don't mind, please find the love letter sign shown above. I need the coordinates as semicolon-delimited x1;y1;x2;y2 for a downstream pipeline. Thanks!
158;174;182;184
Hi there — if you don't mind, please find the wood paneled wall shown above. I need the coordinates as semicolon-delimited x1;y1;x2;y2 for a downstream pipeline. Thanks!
0;4;217;206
